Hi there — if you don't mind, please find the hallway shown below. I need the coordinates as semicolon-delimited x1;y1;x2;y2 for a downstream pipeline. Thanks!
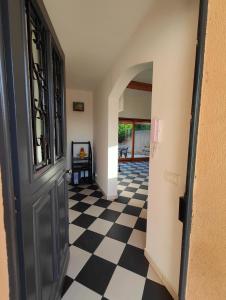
63;162;172;299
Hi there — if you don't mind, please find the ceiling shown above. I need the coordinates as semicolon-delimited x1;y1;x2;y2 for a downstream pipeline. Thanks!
134;67;153;84
44;0;154;90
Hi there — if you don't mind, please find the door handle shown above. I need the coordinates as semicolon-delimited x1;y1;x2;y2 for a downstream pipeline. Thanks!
179;196;187;223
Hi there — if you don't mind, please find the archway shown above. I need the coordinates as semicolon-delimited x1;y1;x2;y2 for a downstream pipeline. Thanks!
107;62;153;198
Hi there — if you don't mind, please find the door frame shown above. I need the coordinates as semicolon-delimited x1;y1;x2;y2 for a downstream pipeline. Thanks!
178;0;208;299
0;1;21;299
0;0;208;299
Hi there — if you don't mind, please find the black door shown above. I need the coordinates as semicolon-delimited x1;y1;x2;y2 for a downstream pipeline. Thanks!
1;0;69;299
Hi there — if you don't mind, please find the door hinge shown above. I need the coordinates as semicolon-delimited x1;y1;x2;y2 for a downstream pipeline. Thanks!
179;196;187;223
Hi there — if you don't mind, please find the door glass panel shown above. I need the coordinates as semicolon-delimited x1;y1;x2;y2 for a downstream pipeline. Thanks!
118;123;133;159
52;47;63;160
26;3;51;171
134;122;151;158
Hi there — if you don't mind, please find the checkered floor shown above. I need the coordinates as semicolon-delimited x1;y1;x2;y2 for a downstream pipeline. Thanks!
62;161;172;300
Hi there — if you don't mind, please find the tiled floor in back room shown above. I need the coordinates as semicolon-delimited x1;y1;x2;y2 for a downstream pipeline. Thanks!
62;161;173;300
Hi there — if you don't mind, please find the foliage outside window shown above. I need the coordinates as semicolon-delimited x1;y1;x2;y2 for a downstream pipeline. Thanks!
118;124;133;143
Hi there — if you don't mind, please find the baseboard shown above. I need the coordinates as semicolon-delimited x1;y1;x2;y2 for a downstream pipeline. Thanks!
144;248;178;300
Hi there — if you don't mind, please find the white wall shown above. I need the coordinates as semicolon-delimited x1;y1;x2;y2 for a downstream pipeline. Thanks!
66;88;93;169
93;0;199;296
119;88;151;119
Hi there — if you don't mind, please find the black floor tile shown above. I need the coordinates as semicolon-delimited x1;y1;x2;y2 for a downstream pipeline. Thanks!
99;209;120;222
95;199;111;208
71;202;90;212
133;193;148;201
143;202;148;209
123;205;142;216
76;255;116;295
70;193;87;201
61;275;73;297
119;181;130;186
142;279;173;300
140;185;148;190
87;184;99;190
135;218;147;232
69;186;84;193
107;223;132;243
125;187;138;193
132;180;143;184
119;244;149;277
72;214;96;228
90;191;104;198
74;230;104;253
115;196;130;204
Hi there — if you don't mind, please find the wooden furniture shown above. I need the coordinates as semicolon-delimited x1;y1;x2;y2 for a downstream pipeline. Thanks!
71;141;93;185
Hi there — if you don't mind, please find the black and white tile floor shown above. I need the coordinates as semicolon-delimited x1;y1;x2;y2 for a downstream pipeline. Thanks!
62;161;172;300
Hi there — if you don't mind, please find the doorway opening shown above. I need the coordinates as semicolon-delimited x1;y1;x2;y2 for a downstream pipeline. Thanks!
115;66;167;295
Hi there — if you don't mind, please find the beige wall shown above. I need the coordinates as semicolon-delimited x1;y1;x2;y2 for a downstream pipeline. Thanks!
119;88;151;119
186;1;226;299
94;0;199;294
66;88;93;169
0;169;9;300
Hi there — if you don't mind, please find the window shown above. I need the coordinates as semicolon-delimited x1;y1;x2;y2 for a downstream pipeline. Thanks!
118;118;151;161
52;47;64;160
26;2;51;170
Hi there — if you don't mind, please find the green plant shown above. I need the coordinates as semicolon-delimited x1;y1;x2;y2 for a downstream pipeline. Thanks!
118;123;132;143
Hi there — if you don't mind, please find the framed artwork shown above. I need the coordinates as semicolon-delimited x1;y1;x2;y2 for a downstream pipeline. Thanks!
73;101;84;111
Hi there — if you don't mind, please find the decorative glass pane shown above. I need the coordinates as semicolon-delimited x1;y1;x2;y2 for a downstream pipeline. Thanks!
52;48;63;159
26;3;51;170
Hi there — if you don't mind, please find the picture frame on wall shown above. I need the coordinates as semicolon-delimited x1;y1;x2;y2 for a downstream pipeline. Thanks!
73;101;84;111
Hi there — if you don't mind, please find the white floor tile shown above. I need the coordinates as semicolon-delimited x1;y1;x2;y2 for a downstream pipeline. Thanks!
120;191;135;198
128;198;145;208
69;224;85;244
88;218;113;235
104;266;145;300
84;205;105;217
108;202;126;212
134;177;144;182
95;237;126;264
128;183;140;189
128;229;146;249
66;246;91;279
137;188;149;195
62;281;101;300
79;189;95;195
140;209;147;219
116;213;137;228
81;196;99;205
122;178;133;183
68;199;78;208
68;209;81;223
117;185;126;191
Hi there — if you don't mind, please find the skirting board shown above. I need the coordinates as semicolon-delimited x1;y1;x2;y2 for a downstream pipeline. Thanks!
144;248;178;300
